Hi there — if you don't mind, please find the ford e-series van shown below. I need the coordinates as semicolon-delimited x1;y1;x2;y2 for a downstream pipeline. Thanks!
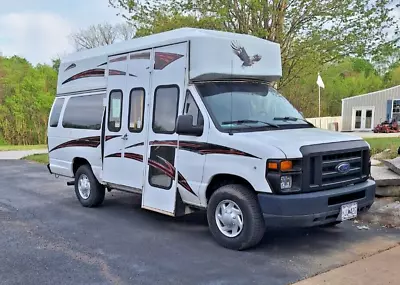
47;28;375;250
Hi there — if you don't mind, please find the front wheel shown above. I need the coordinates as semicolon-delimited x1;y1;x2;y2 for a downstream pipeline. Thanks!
74;164;105;208
207;184;265;250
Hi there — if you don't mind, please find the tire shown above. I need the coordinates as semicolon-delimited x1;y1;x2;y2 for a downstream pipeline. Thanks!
74;164;105;208
207;184;266;250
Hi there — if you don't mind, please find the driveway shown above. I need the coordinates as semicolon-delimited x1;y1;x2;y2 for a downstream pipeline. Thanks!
0;160;399;285
0;149;47;160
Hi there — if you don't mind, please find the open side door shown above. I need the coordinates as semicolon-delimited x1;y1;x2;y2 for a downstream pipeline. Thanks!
142;42;188;216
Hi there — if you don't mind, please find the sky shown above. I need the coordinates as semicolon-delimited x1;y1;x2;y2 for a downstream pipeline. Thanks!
0;1;398;65
0;0;124;65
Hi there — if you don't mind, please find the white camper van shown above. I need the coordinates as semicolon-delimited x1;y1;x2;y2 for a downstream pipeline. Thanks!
47;28;375;250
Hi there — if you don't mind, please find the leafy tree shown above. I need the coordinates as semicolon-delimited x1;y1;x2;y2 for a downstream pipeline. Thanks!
109;0;399;89
0;56;56;144
283;58;384;117
384;65;400;87
52;58;61;73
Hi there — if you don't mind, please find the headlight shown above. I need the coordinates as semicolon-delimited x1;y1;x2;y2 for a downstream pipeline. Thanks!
280;175;292;190
266;159;302;194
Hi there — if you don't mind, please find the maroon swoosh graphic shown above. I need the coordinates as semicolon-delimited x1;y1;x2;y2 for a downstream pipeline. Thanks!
149;140;260;159
105;135;122;141
50;135;121;152
49;136;101;152
105;152;122;158
64;63;76;71
124;152;197;196
154;52;184;70
126;142;145;149
124;152;143;162
108;69;126;76
62;68;105;85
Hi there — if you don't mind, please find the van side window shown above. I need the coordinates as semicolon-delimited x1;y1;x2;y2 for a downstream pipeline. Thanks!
49;98;65;127
153;85;179;134
62;95;103;130
108;90;123;132
183;91;204;126
129;88;145;132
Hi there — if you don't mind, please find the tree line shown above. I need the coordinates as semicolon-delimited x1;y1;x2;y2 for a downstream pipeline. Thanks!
0;57;58;145
0;0;399;145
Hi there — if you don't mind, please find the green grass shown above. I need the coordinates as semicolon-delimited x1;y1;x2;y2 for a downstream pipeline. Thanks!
23;153;48;164
0;144;47;151
365;137;400;159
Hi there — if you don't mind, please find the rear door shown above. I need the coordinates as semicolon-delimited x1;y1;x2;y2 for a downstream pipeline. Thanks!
142;42;188;215
102;54;128;185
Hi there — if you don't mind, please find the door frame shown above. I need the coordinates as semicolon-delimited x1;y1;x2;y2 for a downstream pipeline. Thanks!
351;106;375;131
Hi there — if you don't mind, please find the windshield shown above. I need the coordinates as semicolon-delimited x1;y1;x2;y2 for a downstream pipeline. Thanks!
196;81;310;132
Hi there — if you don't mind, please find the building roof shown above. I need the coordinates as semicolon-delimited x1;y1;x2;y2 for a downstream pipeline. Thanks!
341;85;400;101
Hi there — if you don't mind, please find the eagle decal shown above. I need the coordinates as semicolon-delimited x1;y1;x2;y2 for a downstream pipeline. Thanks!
231;41;262;67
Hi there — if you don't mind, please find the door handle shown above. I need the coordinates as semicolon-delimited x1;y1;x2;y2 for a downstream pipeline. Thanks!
121;133;128;140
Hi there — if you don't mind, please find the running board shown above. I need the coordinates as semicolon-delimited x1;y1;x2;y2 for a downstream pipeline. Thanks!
67;181;74;186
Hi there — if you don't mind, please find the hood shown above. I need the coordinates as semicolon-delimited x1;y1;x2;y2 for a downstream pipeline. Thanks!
232;128;365;158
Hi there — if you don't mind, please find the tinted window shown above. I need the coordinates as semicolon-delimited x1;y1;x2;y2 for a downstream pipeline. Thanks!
108;90;123;132
153;86;179;134
62;95;103;130
183;91;203;126
149;146;175;189
129;88;145;132
49;98;65;127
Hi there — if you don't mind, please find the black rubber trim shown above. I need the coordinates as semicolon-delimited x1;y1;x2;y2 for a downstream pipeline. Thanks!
47;164;52;174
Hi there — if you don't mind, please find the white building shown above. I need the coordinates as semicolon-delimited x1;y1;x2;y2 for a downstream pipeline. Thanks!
341;85;400;131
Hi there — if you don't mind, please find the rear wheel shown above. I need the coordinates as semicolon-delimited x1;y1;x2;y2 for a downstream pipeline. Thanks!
207;184;265;250
74;164;105;207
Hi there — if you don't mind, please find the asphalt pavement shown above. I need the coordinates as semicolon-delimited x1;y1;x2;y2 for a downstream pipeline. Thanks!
0;160;399;285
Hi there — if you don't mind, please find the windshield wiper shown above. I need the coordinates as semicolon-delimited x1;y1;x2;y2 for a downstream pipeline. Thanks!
222;119;280;128
273;116;314;126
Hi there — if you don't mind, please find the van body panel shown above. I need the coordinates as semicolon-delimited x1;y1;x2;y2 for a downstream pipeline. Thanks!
48;92;105;181
175;86;210;206
189;36;281;81
225;128;362;159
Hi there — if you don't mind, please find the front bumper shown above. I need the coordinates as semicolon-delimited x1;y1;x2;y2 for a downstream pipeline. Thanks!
258;179;376;227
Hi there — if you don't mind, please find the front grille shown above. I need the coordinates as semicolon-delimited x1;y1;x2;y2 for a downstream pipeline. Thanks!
301;141;370;192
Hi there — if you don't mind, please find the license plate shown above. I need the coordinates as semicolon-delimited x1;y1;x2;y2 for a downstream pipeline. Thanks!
340;202;358;221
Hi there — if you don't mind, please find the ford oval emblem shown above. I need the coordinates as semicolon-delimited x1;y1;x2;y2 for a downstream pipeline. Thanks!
336;162;351;174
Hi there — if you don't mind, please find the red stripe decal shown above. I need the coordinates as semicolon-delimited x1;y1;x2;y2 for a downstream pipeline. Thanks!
62;69;105;85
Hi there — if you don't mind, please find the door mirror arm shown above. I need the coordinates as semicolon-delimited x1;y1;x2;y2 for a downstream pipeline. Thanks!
176;115;203;137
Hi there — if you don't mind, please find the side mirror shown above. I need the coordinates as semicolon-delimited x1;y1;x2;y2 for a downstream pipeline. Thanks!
176;115;203;136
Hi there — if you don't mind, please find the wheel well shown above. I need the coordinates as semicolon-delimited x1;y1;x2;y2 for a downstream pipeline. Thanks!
205;174;254;202
72;157;90;175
